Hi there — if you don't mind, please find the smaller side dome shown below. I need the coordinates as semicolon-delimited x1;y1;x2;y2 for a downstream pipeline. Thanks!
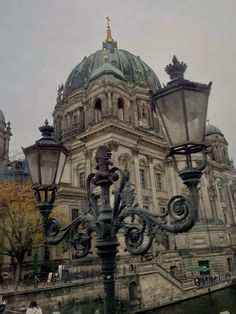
0;110;5;123
206;124;224;137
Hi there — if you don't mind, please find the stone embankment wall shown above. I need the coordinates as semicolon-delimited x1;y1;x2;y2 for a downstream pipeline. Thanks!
1;267;234;313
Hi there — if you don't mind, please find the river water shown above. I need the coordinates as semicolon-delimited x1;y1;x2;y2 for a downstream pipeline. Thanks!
146;286;236;314
63;286;236;314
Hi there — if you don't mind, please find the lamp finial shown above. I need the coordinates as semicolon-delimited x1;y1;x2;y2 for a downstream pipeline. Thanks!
39;119;54;138
165;55;187;81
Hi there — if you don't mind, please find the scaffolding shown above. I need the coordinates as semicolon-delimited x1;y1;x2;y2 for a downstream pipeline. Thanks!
0;150;29;182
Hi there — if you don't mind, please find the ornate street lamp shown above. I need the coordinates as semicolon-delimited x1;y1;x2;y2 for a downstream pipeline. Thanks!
23;57;211;314
22;119;69;231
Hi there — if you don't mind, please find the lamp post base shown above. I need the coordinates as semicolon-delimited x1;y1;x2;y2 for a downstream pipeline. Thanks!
96;237;119;314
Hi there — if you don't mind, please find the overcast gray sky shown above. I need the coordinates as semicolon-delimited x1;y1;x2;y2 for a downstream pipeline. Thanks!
0;0;236;161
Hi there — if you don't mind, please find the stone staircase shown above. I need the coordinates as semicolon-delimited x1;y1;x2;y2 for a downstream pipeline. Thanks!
136;262;196;291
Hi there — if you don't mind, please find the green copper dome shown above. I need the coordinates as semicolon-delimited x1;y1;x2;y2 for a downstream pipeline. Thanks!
206;124;224;137
64;27;161;98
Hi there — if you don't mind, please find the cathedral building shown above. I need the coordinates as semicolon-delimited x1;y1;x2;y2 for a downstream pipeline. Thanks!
51;23;236;306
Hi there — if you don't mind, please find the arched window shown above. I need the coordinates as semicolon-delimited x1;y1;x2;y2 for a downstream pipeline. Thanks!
118;98;124;121
129;282;138;303
95;99;102;122
154;163;166;191
139;160;149;189
155;172;162;191
142;106;147;119
118;154;130;169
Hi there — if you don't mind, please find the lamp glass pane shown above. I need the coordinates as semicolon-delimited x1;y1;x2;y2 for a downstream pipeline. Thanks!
156;91;187;146
40;150;60;185
184;90;208;142
26;151;39;184
55;152;67;184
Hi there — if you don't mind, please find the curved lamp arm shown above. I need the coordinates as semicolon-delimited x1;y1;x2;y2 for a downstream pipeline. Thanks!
34;145;204;259
115;192;198;255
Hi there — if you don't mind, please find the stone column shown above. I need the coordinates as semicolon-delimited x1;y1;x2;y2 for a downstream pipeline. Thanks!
147;155;159;212
215;181;224;221
131;147;142;206
148;103;154;129
100;93;106;119
126;99;131;122
108;140;119;165
200;174;212;220
106;90;112;116
226;182;236;224
84;148;93;175
112;93;118;117
207;182;218;222
85;100;91;127
131;97;138;127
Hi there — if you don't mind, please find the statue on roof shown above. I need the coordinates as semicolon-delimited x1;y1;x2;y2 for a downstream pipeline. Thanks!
57;84;64;104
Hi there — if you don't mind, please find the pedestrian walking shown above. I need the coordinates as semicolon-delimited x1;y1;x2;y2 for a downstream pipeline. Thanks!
0;296;7;313
51;305;60;314
26;301;42;314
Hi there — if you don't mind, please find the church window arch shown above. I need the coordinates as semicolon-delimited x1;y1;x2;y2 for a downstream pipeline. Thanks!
118;153;131;169
155;172;162;191
154;163;166;191
94;98;102;122
74;163;86;188
118;98;124;121
129;281;138;303
142;105;147;119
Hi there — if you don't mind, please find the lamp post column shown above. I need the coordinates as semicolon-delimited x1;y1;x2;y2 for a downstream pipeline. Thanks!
95;174;119;314
96;234;119;314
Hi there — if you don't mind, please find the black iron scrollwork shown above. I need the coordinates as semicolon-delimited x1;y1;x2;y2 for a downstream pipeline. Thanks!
38;144;202;259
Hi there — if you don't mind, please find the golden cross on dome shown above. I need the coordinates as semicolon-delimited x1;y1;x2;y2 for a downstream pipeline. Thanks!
105;16;111;27
103;16;117;50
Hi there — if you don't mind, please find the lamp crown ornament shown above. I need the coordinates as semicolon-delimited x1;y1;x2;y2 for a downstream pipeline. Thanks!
39;119;54;138
165;55;187;81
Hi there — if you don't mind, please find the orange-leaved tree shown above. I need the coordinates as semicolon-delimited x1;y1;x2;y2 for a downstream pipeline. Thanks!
0;180;42;280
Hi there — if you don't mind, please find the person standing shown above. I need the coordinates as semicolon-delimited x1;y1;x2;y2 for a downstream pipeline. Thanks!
26;301;42;314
